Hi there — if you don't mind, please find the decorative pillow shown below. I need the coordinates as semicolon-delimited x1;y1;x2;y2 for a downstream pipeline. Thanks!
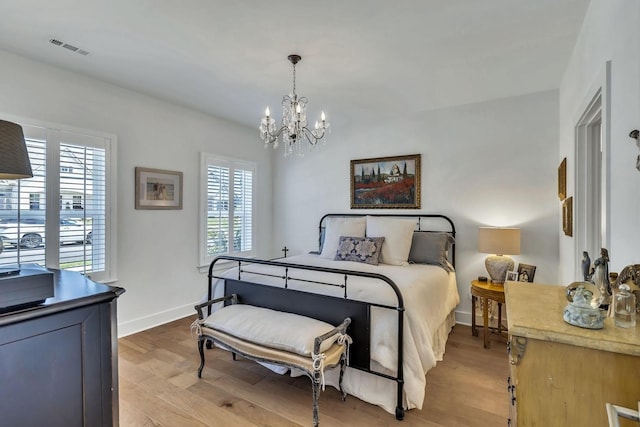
334;236;385;265
366;216;416;266
320;217;366;259
408;232;455;272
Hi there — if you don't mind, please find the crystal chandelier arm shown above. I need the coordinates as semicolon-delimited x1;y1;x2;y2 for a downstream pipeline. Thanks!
261;122;288;144
300;125;327;146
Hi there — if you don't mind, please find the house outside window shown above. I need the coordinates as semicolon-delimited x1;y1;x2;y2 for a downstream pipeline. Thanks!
72;195;83;210
0;120;117;282
199;153;255;267
29;194;40;210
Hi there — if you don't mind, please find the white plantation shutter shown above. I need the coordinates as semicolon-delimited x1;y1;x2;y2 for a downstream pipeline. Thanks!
206;163;230;256
200;153;255;265
0;135;47;266
0;121;116;282
233;168;252;253
58;141;107;274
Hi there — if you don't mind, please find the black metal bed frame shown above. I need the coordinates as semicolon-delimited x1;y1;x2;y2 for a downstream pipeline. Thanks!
206;213;456;421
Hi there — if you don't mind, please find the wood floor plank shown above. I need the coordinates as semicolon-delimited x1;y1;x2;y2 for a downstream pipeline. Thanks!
119;317;509;426
120;399;162;427
188;380;300;427
120;377;208;427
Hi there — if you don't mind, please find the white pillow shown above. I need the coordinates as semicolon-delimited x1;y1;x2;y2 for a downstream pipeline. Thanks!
320;217;366;259
366;216;416;266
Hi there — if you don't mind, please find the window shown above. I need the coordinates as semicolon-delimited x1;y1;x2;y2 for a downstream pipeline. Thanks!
199;153;255;266
0;121;116;282
72;195;83;210
29;194;40;210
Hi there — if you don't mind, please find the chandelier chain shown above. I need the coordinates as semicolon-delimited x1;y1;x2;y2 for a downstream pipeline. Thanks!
292;62;296;95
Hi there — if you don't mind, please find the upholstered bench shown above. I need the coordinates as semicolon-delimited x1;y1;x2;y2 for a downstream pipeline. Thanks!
193;294;351;427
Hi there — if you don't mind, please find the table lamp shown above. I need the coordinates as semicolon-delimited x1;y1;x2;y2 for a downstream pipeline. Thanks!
478;227;521;284
0;119;33;274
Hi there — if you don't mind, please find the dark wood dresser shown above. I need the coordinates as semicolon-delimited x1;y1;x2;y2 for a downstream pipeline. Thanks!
0;267;125;427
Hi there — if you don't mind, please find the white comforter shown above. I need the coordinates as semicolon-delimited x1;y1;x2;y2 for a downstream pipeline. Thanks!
210;253;460;413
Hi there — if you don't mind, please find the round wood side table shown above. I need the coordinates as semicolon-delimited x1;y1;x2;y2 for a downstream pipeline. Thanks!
470;279;507;349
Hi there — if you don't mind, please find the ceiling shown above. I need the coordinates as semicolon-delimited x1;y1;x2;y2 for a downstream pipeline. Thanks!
0;0;591;129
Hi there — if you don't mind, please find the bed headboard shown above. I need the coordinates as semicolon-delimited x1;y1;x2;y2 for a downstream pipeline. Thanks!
318;213;456;267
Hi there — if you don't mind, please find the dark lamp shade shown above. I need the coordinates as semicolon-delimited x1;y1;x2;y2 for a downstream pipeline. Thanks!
478;227;521;256
0;119;33;179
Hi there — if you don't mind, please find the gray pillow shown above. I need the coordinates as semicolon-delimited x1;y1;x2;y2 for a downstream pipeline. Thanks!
408;232;455;272
334;236;385;265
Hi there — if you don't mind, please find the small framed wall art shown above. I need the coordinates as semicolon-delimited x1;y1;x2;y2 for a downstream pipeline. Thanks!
558;157;567;201
350;154;421;209
562;196;573;237
135;167;183;210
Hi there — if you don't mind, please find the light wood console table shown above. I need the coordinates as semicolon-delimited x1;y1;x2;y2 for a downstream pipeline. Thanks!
505;282;640;426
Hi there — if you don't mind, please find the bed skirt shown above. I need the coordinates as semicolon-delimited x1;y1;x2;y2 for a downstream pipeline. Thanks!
321;308;457;414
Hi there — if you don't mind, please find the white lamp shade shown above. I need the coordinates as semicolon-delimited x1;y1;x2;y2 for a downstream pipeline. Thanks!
478;227;521;256
479;227;521;284
0;120;33;179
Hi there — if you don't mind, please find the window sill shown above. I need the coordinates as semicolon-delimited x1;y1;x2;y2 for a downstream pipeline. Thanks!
197;256;256;275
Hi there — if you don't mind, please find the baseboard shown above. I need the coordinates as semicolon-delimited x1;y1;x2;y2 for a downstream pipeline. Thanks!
118;302;196;338
119;306;475;338
455;309;472;326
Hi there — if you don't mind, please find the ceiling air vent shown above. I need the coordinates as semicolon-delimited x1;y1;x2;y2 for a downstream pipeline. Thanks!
49;38;90;56
62;43;79;52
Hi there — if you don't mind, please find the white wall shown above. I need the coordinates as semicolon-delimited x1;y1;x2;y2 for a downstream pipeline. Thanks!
0;50;273;336
559;0;640;283
272;90;560;323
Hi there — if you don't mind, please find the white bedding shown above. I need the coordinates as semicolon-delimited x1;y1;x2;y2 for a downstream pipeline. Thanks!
210;253;460;414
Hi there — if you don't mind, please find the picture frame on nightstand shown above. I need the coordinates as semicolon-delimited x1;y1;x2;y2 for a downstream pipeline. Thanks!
517;263;536;282
505;270;519;282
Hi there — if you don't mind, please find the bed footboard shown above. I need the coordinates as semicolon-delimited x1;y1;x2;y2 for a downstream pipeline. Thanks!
207;256;407;420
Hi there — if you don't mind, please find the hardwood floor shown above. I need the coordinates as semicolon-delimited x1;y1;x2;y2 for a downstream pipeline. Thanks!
119;316;509;426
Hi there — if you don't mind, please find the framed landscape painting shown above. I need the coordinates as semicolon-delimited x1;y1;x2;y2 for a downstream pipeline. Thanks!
350;154;421;209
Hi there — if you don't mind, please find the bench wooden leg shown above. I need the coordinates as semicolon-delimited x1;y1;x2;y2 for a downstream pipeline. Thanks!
311;377;320;427
339;354;347;401
197;338;206;378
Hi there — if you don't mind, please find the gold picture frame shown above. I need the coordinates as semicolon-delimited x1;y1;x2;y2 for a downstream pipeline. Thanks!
350;154;421;209
558;157;567;201
135;167;183;210
562;196;573;237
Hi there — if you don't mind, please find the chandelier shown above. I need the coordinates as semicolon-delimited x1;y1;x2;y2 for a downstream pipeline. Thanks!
259;54;329;157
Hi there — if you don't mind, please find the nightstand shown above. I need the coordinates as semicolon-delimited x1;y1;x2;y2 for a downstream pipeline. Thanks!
470;279;507;349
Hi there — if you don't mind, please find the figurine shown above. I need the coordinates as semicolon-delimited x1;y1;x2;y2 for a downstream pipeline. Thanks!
593;248;612;306
563;282;606;329
581;251;591;281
